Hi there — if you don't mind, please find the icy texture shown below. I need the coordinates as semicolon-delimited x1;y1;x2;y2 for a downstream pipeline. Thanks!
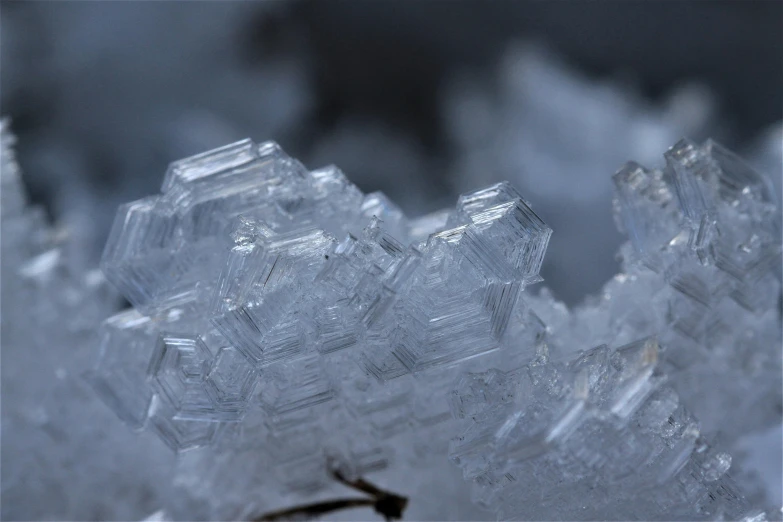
99;138;551;387
443;45;782;513
90;136;780;520
95;135;551;434
449;338;760;520
530;139;783;440
1;121;176;520
450;140;781;520
93;138;551;519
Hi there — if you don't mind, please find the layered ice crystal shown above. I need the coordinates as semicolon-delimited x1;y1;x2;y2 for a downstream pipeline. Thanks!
88;136;779;520
95;138;551;459
614;140;782;438
449;140;781;520
449;336;765;520
524;139;782;440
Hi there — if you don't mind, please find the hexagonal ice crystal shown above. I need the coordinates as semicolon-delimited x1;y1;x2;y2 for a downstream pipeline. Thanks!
89;136;778;520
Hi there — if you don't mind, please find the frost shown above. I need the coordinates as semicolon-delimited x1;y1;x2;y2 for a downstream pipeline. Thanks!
3;119;779;520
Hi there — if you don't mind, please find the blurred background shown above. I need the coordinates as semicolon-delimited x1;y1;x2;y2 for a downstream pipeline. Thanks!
2;0;782;304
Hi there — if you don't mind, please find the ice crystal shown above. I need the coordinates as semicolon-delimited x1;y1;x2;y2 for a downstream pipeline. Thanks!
5;116;776;520
96;137;551;446
525;139;782;440
449;140;781;520
87;138;554;519
443;43;719;304
85;135;781;520
449;338;765;520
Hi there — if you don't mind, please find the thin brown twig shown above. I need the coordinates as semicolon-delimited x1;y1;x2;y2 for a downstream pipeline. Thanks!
332;468;386;498
249;467;409;521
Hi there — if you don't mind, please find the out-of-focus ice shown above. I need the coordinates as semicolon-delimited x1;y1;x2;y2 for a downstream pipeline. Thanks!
451;139;781;520
0;121;177;521
1;2;313;269
747;123;783;201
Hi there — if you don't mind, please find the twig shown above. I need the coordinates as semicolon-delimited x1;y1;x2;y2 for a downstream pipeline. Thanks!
250;467;408;521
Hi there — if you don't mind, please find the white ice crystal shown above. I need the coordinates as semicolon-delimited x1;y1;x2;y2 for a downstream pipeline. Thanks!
86;135;781;520
90;138;553;519
520;138;782;442
3;115;780;520
449;140;781;520
443;43;719;304
449;339;749;520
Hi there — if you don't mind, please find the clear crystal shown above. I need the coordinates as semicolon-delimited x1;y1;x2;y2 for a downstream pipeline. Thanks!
84;136;780;519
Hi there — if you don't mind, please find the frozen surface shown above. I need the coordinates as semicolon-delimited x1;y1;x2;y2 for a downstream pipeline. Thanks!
452;139;781;520
538;138;783;440
450;340;754;520
736;423;783;508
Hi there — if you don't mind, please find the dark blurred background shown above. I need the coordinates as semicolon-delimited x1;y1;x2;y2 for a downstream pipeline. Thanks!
2;0;782;304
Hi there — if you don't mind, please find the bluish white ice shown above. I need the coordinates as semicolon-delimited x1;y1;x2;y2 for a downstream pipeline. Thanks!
1;45;781;517
86;133;782;520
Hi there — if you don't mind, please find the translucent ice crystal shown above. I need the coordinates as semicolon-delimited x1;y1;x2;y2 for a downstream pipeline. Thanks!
443;43;718;304
90;135;779;520
90;138;554;519
574;139;781;440
465;139;781;519
449;336;764;520
96;138;550;441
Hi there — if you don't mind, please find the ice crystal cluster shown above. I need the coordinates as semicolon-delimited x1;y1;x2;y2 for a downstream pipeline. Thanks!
82;134;782;520
599;140;780;438
451;339;751;520
525;139;783;439
449;139;782;520
87;138;553;519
